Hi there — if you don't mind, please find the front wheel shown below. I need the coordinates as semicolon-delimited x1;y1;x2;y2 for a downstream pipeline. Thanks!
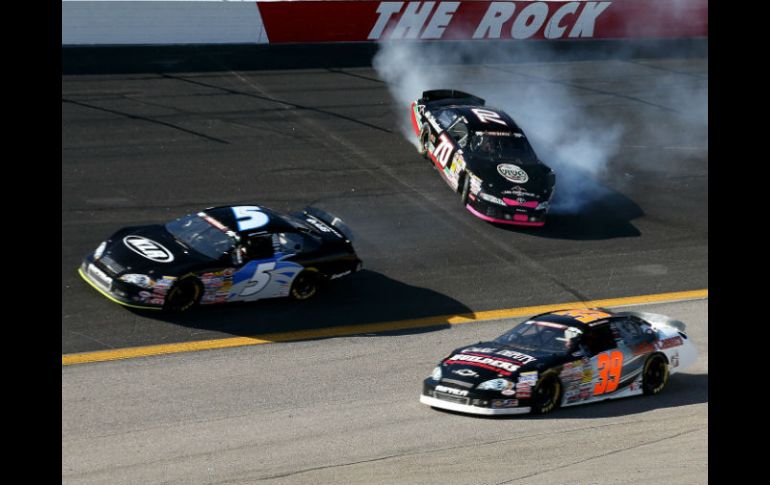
642;354;669;395
290;270;320;300
164;277;202;312
418;124;431;161
530;372;562;414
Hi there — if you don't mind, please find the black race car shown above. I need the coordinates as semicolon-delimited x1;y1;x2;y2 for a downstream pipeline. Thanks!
410;90;556;226
421;308;697;415
79;205;362;311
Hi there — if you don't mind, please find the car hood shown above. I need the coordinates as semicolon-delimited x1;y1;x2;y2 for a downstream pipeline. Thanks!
97;225;215;277
466;156;554;198
437;341;576;387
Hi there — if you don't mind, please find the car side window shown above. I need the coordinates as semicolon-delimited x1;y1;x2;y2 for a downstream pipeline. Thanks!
244;235;274;260
436;109;457;129
611;318;645;347
581;324;616;356
448;122;469;148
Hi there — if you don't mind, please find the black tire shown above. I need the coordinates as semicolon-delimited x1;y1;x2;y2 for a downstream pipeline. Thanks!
290;270;320;301
459;174;471;205
642;353;669;395
418;124;431;160
164;277;202;312
530;372;562;415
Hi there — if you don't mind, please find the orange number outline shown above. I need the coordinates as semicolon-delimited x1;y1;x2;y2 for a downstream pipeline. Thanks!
593;350;623;396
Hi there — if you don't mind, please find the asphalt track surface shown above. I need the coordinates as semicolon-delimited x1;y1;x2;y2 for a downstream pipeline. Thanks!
62;298;708;485
62;53;707;356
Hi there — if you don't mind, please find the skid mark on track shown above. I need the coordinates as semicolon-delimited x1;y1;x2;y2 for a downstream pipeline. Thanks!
62;98;229;144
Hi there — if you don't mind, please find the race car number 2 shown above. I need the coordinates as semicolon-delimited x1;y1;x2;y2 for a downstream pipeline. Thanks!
593;350;623;396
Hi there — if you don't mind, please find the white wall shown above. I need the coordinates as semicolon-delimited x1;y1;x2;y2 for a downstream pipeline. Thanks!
62;1;268;45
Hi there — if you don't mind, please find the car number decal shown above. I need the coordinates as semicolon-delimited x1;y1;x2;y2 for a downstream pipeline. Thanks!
432;133;454;168
232;206;269;232
593;350;623;396
471;108;508;126
554;309;612;324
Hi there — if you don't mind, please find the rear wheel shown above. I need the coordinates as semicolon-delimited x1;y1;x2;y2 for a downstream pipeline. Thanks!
642;354;669;395
164;277;202;312
418;124;431;161
459;174;471;205
531;372;562;414
290;270;320;300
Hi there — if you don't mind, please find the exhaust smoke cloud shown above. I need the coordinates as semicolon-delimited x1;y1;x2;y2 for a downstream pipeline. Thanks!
372;40;707;215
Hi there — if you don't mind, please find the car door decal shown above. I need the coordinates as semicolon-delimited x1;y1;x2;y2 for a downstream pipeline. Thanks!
593;350;623;396
432;133;455;168
229;256;303;301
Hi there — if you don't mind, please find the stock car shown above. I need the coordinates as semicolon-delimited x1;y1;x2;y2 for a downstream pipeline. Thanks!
411;90;556;226
79;205;362;311
420;308;697;415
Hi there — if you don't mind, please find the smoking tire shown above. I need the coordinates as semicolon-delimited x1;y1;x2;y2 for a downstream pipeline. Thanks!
418;124;431;161
460;174;471;205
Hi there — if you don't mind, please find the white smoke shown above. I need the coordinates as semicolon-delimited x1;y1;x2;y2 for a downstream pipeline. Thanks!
372;40;706;214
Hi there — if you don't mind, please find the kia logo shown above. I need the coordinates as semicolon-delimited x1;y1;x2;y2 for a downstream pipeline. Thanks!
123;236;174;263
497;164;529;183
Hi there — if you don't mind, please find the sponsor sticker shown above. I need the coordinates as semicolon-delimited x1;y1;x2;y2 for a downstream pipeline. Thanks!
658;336;684;350
452;369;479;377
435;385;469;397
492;399;519;408
123;236;175;263
497;164;529;183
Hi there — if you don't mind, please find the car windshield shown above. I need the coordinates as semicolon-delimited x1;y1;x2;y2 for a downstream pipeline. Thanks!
469;134;535;161
494;320;582;354
165;214;236;259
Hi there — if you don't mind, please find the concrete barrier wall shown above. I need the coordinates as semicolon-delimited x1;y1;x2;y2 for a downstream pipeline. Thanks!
62;1;707;46
62;1;269;45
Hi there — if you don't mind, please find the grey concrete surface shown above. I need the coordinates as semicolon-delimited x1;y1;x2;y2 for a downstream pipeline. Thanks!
62;56;707;354
62;299;707;485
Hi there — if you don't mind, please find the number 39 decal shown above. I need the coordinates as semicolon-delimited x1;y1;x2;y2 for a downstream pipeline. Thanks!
594;351;623;396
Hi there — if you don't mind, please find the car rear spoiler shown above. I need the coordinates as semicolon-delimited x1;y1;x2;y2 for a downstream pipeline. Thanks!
420;89;485;106
303;206;355;242
615;311;687;332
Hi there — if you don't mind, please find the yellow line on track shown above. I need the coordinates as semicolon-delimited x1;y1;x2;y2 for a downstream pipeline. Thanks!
62;289;707;366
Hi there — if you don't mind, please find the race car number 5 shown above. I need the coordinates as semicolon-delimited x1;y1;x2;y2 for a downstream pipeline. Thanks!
594;351;623;396
240;262;276;297
232;206;269;232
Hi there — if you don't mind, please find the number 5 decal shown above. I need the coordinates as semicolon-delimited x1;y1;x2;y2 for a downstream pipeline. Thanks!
594;351;623;396
240;262;276;297
232;206;269;232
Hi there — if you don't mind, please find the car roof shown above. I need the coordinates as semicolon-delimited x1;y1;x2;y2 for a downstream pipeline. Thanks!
436;105;521;133
202;205;299;237
530;308;617;330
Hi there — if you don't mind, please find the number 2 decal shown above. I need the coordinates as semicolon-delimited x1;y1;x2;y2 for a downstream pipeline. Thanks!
594;351;623;396
232;206;269;232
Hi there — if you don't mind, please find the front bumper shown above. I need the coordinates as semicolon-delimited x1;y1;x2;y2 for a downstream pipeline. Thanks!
466;195;547;227
421;380;532;416
78;257;162;310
